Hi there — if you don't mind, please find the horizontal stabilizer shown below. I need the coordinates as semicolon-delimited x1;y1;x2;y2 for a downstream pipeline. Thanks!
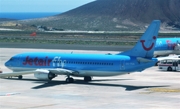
137;57;153;63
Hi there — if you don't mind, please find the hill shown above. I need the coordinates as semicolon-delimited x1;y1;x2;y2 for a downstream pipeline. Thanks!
0;18;17;22
5;0;180;31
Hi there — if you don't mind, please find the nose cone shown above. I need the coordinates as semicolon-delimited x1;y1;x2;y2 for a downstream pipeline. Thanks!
5;61;10;67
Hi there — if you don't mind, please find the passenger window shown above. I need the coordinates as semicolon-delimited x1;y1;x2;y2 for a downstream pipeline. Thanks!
165;60;172;64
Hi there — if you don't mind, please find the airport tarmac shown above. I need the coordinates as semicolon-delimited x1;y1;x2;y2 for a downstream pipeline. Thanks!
0;48;180;109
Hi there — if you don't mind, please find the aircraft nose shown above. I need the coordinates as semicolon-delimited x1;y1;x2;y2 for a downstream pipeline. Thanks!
5;61;11;67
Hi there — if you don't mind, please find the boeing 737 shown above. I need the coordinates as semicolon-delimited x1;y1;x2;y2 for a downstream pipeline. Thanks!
154;38;180;57
0;20;160;83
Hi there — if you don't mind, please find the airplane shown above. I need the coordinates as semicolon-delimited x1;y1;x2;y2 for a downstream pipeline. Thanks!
0;20;160;83
154;37;180;57
158;55;180;61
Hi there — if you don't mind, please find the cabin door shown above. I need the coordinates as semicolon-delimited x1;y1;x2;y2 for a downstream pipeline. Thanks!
120;60;125;70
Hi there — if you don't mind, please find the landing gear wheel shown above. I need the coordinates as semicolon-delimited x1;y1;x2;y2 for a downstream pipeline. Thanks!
155;61;159;66
167;67;172;71
84;76;92;82
66;77;74;83
18;75;23;79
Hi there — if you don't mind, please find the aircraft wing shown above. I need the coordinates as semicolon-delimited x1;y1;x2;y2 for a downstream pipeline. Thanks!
0;70;36;78
48;68;79;75
0;68;78;78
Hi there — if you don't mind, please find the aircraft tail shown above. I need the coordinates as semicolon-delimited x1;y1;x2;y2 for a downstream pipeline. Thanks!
118;20;160;58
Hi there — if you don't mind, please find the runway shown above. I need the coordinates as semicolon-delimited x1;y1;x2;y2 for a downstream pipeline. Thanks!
0;48;180;109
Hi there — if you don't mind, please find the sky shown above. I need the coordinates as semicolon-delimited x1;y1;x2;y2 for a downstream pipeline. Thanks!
0;0;96;13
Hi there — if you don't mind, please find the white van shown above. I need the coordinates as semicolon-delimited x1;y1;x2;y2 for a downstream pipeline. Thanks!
158;59;180;71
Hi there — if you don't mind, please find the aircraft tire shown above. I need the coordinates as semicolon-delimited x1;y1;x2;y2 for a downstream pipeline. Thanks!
18;75;23;79
66;77;74;83
155;61;159;66
84;76;92;82
167;67;172;71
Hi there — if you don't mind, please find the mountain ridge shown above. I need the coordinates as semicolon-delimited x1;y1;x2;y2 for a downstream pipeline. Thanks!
3;0;180;31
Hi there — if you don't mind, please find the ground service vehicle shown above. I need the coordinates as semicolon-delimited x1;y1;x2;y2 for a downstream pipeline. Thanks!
158;59;180;71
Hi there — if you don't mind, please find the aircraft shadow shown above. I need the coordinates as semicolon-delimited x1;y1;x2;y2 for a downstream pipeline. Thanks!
157;70;180;73
2;78;169;91
32;79;169;91
3;78;49;83
31;79;131;89
74;82;168;91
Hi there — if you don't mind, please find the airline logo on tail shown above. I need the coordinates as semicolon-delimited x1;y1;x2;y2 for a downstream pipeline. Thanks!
118;20;160;58
140;36;156;51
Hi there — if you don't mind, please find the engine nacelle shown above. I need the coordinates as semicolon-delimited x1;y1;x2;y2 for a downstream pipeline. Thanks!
34;72;56;80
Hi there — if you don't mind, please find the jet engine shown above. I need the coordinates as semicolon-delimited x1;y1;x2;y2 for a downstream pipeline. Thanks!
34;72;56;80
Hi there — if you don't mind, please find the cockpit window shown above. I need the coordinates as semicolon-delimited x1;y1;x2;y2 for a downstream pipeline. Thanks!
9;57;13;61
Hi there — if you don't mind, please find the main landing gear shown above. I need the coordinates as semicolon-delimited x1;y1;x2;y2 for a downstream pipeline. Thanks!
65;76;92;83
66;77;74;83
84;76;92;82
18;75;23;79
